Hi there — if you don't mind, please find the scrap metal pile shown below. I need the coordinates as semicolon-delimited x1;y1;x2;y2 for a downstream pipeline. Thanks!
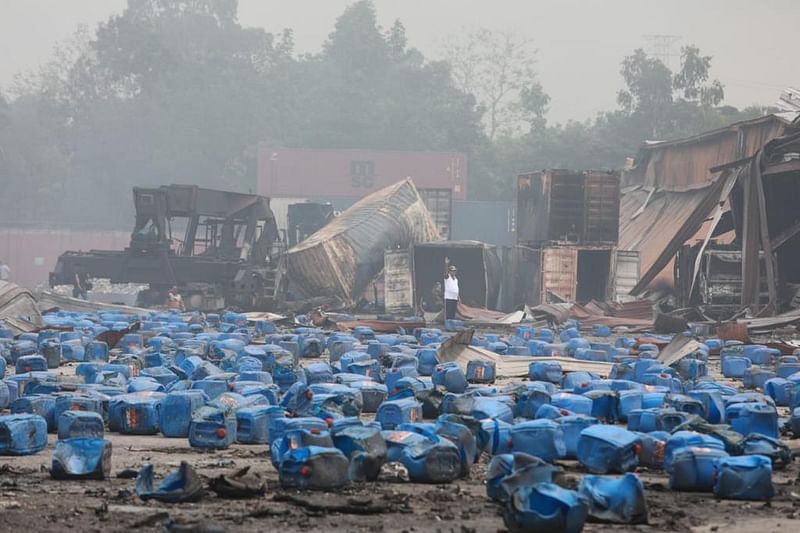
1;296;799;532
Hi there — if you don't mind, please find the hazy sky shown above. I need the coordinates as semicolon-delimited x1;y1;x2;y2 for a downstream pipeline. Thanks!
1;0;797;122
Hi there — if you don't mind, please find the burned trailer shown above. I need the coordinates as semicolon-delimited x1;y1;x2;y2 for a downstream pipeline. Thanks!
50;185;281;310
514;169;637;306
384;241;502;315
283;179;440;308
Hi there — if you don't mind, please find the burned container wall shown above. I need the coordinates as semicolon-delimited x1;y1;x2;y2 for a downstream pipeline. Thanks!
482;245;503;310
515;244;620;306
284;179;440;307
411;241;501;309
548;172;585;242
517;170;620;246
496;246;521;312
383;248;415;315
585;172;620;243
513;246;543;308
517;172;550;244
541;246;579;302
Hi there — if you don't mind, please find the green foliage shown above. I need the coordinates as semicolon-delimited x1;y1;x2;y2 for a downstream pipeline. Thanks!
470;44;768;200
444;28;546;140
0;0;482;226
0;0;775;222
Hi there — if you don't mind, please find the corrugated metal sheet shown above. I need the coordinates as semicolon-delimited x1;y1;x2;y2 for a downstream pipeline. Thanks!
628;114;797;192
258;146;467;200
628;171;739;295
0;228;129;289
284;179;440;307
618;186;714;288
0;281;43;333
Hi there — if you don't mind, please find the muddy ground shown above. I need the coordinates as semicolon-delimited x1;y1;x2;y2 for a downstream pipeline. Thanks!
2;352;800;532
2;423;799;532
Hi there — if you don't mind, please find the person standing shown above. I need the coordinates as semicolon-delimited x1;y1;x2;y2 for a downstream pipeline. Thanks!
73;271;89;300
444;264;459;320
0;260;10;282
167;287;186;311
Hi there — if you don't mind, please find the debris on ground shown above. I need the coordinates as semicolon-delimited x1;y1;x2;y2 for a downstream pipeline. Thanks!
0;295;799;532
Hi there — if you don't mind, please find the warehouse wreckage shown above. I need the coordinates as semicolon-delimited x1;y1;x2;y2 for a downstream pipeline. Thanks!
42;111;800;332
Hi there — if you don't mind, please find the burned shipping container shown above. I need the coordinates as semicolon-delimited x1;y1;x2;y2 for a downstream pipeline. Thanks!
286;202;335;246
517;170;620;245
383;241;503;315
513;169;634;306
284;179;440;307
515;245;638;305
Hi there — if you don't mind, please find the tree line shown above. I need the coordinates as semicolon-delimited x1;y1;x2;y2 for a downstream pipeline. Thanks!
0;0;771;227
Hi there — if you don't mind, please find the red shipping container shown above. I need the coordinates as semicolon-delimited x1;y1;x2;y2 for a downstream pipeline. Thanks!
258;146;467;200
0;228;129;289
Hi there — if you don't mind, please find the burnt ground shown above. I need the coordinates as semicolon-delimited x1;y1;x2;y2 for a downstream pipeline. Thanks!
3;338;800;532
1;431;799;533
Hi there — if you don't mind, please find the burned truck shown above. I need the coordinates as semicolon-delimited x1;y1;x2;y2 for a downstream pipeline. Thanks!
50;185;281;310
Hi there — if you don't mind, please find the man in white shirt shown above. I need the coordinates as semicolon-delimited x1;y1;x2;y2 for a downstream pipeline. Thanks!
444;264;459;320
0;260;10;282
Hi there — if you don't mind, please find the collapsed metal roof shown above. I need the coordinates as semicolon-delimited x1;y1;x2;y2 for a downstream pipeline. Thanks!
625;113;798;192
621;113;800;292
0;281;43;334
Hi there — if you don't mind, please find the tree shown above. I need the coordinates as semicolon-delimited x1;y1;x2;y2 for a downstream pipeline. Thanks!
673;45;724;106
292;0;482;152
445;28;547;140
617;49;673;114
0;0;486;224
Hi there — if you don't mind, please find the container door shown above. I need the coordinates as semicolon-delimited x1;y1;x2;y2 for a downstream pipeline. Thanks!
541;247;578;302
584;173;620;243
384;248;414;314
614;250;640;302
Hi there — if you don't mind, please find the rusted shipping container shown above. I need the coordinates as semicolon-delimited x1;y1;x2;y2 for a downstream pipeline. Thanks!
517;170;620;245
516;244;639;306
258;146;467;200
382;242;504;313
410;241;503;311
284;179;440;307
0;228;129;289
